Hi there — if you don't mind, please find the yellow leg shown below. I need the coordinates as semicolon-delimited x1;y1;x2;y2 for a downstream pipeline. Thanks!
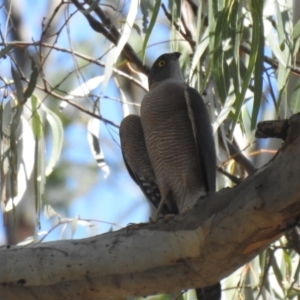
152;196;167;222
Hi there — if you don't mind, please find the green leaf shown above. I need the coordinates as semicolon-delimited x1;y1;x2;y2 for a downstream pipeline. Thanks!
189;28;209;82
9;104;23;200
293;19;300;39
266;31;287;67
250;0;264;130
271;253;285;295
231;0;264;135
31;95;43;139
290;81;300;113
23;59;38;100
102;0;138;91
0;44;13;58
140;0;149;33
40;102;64;176
34;138;45;225
283;249;292;283
11;65;24;103
212;7;228;103
141;0;161;63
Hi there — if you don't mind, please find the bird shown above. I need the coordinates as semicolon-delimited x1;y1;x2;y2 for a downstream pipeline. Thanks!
119;52;220;300
119;114;178;215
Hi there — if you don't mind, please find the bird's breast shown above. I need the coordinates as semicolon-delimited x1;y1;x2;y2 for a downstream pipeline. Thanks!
140;79;204;204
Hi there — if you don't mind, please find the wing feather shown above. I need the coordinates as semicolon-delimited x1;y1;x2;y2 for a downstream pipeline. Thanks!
119;115;178;214
184;87;216;192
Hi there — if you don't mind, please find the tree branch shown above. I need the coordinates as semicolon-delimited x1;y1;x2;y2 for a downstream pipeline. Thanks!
70;0;149;74
2;113;300;300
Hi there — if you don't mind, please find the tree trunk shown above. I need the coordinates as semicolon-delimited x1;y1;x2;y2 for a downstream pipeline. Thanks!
1;114;300;300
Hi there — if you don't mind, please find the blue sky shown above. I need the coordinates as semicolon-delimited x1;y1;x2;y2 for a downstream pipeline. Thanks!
0;0;171;244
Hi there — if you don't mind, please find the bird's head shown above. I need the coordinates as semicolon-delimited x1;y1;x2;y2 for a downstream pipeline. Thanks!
148;52;184;88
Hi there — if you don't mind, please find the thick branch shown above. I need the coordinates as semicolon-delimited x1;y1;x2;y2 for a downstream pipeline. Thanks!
70;0;149;74
255;119;289;140
1;114;300;300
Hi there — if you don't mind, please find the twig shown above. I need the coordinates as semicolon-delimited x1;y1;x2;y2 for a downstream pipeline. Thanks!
161;3;196;51
17;76;120;128
218;130;257;175
240;44;300;77
217;167;242;184
1;41;147;91
69;0;149;74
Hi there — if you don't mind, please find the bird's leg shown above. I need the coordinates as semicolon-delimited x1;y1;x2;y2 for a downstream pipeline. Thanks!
179;185;189;213
126;222;149;234
152;191;172;222
152;196;167;222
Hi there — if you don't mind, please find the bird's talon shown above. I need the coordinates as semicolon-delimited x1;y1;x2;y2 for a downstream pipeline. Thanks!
126;222;149;234
182;207;190;214
163;214;175;222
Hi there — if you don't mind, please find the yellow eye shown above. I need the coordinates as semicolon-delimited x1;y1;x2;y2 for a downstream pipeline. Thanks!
157;60;166;67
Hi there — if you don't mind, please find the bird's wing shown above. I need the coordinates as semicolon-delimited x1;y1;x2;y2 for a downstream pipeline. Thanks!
119;114;178;214
184;88;220;300
184;87;216;192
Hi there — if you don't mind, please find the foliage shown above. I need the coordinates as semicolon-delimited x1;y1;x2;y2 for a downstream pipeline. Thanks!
1;0;300;299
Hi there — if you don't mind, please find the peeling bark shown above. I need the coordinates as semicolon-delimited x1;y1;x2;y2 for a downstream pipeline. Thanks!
1;114;300;300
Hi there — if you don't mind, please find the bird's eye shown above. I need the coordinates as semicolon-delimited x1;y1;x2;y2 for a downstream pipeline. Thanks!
157;60;166;67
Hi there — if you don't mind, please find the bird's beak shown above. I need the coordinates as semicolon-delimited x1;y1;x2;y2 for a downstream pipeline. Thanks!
172;52;182;60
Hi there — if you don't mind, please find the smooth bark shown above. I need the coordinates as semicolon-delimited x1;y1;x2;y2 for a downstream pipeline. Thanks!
1;114;300;300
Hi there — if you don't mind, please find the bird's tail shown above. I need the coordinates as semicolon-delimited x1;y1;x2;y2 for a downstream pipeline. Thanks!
195;282;221;300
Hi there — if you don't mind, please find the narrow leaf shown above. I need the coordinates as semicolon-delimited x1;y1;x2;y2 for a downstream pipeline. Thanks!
61;75;104;110
5;115;35;211
250;0;264;130
0;45;13;58
293;19;300;39
87;118;110;178
290;81;300;113
31;95;43;139
102;0;138;91
11;66;23;103
189;28;209;82
141;0;161;63
40;102;64;176
23;59;38;100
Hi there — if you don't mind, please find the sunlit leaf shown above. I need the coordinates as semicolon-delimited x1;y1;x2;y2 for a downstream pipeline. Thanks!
17;236;35;246
44;204;58;219
87;118;110;178
71;218;78;238
31;95;43;139
266;30;287;67
189;28;209;82
80;0;99;14
23;59;38;100
5;115;35;211
141;0;161;62
102;0;138;91
119;82;130;117
250;0;264;130
293;19;300;39
60;222;68;240
290;81;300;113
8;104;23;200
40;102;64;176
61;75;105;110
271;252;285;295
213;82;235;133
